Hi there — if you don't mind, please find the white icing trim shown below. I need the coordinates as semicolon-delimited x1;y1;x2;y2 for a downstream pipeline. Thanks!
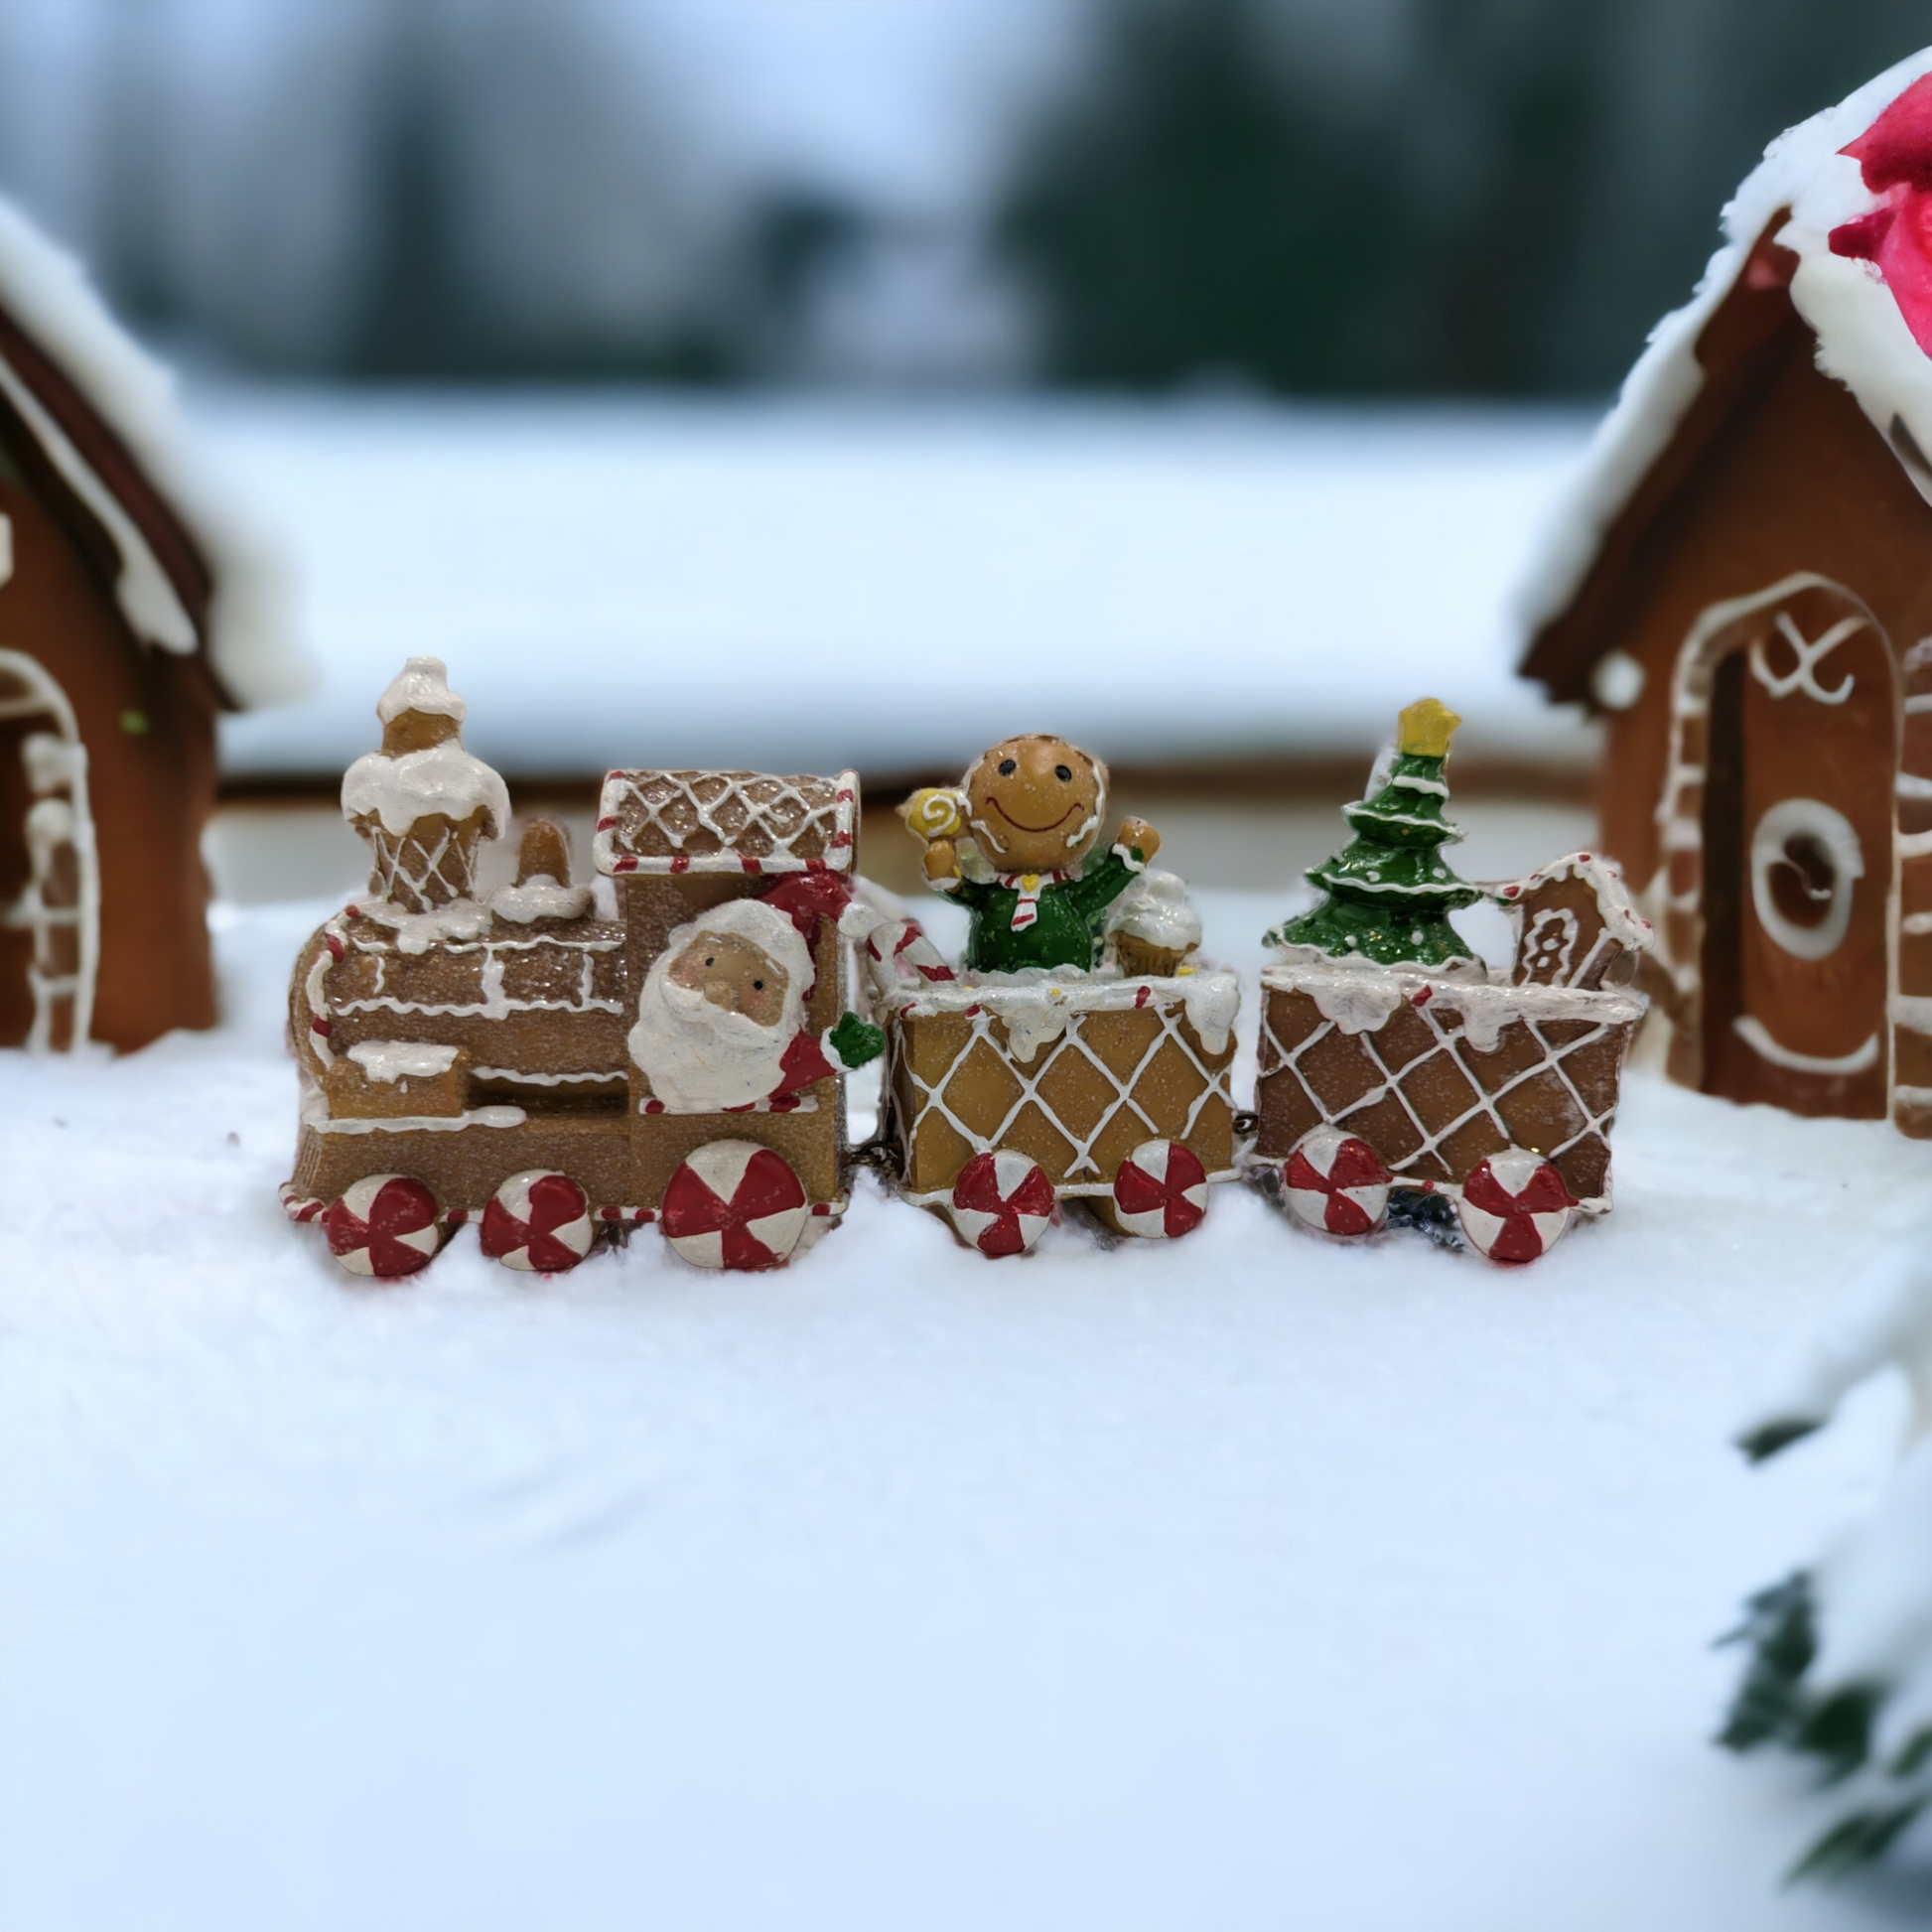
300;1089;525;1135
879;964;1241;1060
1901;831;1932;860
345;1039;460;1083
0;345;194;651
472;1065;625;1086
0;652;97;1051
1892;994;1932;1033
350;897;491;956
1899;774;1932;800
1748;612;1863;706
1260;961;1644;1034
1341;804;1466;838
1732;1016;1879;1075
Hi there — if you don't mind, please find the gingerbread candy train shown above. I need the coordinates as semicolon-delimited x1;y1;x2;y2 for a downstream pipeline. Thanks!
281;666;1651;1276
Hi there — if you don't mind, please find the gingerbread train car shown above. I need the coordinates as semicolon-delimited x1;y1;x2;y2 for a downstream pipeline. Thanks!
1248;701;1652;1263
281;669;1649;1276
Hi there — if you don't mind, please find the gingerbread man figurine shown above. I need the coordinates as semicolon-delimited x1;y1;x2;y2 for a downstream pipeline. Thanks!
908;734;1161;973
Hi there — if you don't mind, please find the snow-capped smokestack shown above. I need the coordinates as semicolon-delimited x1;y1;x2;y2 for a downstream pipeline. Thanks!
341;657;508;917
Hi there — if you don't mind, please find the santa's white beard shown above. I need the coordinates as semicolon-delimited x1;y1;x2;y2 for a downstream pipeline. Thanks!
628;962;796;1111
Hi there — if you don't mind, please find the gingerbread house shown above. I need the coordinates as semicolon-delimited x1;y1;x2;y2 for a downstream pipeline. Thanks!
1518;52;1932;1134
0;201;302;1052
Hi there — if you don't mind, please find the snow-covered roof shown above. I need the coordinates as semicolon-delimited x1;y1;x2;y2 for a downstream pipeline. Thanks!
1514;48;1932;658
0;198;308;709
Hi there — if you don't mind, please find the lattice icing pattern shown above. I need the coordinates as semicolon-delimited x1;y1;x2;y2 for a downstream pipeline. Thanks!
1252;962;1643;1210
595;768;857;876
879;969;1240;1198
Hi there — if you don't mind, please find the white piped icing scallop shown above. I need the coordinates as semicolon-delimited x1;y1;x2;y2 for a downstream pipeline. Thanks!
342;738;510;840
345;1039;460;1084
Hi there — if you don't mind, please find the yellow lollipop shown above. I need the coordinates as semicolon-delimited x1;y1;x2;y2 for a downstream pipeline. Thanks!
902;785;967;843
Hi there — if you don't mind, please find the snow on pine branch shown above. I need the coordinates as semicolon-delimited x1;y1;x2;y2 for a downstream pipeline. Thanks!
1724;1217;1932;1878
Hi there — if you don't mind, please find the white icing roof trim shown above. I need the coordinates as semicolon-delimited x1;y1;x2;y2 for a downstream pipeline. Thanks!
1513;47;1932;656
0;198;309;707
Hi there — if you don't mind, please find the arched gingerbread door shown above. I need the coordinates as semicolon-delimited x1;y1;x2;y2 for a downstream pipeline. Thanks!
1694;579;1893;1116
0;648;98;1050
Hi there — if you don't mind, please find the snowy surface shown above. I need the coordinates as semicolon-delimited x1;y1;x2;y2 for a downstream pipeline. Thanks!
204;390;1598;783
5;891;1932;1929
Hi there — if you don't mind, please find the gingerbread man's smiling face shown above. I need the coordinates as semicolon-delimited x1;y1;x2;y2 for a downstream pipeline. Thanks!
965;735;1105;872
667;931;789;1028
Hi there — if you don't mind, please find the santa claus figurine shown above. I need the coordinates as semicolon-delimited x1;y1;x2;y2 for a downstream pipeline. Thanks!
626;880;885;1113
906;734;1161;974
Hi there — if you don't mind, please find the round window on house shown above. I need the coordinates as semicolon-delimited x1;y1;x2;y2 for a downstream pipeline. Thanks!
1749;798;1863;961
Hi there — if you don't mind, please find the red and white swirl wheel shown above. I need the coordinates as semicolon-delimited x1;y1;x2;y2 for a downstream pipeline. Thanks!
660;1140;810;1271
323;1173;444;1278
480;1170;595;1273
1111;1138;1209;1238
947;1149;1055;1257
1282;1128;1392;1237
1456;1149;1579;1264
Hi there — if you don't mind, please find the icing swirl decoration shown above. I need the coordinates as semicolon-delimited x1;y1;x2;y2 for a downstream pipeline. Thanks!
904;786;967;843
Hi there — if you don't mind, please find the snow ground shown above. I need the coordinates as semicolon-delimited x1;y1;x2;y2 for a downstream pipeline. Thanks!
202;390;1600;784
5;891;1931;1932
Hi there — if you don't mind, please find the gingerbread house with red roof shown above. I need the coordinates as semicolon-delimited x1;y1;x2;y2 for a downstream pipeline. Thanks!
1518;52;1932;1135
0;201;303;1053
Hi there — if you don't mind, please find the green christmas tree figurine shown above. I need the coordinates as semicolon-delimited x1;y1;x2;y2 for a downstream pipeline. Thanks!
1266;696;1481;970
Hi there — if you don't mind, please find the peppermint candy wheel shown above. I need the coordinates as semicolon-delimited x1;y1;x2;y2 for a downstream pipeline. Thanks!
1111;1138;1209;1239
323;1173;445;1278
947;1149;1055;1257
1456;1148;1579;1264
480;1170;595;1274
660;1140;810;1271
1282;1128;1393;1237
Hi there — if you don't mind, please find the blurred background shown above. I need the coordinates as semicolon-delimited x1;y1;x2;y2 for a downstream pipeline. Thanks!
5;0;1929;898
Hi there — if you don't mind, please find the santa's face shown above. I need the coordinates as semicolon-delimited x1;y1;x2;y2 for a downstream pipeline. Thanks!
668;931;789;1028
627;898;813;1113
965;735;1103;872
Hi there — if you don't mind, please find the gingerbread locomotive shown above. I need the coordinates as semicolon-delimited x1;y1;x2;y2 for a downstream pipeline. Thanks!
1249;699;1652;1263
281;668;1648;1275
283;658;879;1276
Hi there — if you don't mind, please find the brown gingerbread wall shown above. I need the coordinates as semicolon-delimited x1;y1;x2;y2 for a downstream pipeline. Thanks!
1524;242;1932;1130
0;474;218;1050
